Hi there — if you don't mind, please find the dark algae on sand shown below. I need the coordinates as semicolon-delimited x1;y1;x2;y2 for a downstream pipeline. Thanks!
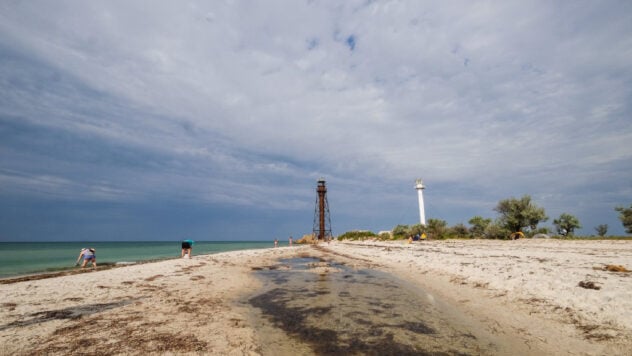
249;256;496;355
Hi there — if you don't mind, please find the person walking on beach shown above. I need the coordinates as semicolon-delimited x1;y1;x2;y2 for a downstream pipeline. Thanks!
181;239;194;258
289;236;293;246
76;248;97;269
274;238;278;248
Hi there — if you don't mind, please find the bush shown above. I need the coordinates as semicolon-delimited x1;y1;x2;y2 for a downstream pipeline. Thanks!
595;224;608;237
484;223;511;239
615;204;632;234
392;224;411;240
426;219;448;239
449;223;469;238
553;213;581;236
410;224;426;236
337;230;377;241
468;216;492;238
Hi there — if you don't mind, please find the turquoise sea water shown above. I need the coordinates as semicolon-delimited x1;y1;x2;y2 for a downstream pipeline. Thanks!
0;241;280;279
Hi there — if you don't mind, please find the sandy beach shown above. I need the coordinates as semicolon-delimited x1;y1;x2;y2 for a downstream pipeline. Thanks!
1;239;631;355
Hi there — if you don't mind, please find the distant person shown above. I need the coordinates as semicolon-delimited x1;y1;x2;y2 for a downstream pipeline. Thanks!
510;232;524;240
289;236;293;246
181;239;194;258
274;238;278;248
76;248;97;269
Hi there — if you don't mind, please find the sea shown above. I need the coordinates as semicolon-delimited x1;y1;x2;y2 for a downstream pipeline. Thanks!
0;241;280;279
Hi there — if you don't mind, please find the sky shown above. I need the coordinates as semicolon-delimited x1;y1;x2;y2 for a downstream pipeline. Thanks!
1;1;631;241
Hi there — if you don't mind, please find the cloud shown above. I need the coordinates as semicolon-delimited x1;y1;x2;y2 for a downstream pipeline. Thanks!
1;1;631;240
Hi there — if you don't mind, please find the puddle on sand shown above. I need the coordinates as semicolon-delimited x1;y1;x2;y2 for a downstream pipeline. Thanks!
248;256;503;356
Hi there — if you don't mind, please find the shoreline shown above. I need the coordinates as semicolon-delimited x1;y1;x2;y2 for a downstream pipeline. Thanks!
0;241;278;280
1;240;631;355
0;258;175;285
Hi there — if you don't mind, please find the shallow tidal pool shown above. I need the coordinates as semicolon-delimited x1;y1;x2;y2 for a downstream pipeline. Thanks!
248;256;504;355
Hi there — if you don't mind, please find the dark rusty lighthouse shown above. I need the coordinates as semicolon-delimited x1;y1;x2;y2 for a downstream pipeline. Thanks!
313;178;332;241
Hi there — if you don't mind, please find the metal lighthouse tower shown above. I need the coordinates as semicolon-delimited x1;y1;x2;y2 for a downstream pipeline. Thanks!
415;178;426;225
313;178;332;241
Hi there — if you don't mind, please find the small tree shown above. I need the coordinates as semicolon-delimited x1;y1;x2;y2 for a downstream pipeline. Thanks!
553;213;581;236
494;195;548;233
595;224;608;237
468;216;492;238
615;204;632;234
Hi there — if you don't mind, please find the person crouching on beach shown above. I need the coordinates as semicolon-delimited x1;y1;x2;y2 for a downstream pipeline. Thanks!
181;239;194;258
76;248;97;268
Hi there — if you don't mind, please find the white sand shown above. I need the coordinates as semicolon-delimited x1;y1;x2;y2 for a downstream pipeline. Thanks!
1;239;631;355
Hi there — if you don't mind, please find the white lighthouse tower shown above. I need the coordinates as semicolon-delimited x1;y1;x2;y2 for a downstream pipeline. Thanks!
415;178;426;225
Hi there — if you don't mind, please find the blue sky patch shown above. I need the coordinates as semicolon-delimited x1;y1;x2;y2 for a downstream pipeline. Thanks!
346;35;356;50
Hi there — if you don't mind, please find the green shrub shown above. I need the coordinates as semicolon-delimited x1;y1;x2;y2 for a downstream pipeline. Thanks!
468;216;492;238
449;223;469;238
337;230;377;241
426;219;448;239
391;224;411;240
484;223;510;239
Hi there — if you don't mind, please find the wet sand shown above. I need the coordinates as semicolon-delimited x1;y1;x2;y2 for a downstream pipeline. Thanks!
249;255;521;355
1;240;631;355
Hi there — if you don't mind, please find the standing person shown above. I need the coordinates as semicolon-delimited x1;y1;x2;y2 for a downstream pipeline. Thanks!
181;239;194;258
289;236;293;246
274;238;278;248
76;248;97;269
